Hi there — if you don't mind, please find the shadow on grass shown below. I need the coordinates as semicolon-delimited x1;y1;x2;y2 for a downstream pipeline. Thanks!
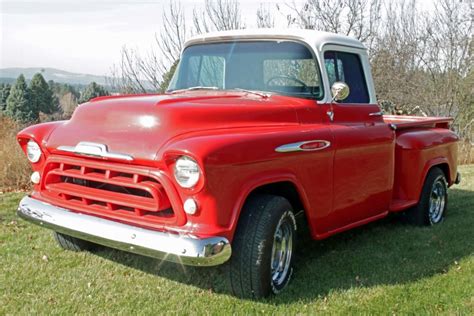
93;187;474;303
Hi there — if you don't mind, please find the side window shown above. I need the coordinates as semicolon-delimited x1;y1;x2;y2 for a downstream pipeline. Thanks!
324;51;369;103
187;55;225;88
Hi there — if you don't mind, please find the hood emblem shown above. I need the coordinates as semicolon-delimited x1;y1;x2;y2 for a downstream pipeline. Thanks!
57;142;133;161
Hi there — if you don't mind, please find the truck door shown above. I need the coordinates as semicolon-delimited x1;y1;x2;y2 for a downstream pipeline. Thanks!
321;49;395;232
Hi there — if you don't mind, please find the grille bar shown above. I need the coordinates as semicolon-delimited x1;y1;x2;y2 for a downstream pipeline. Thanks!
46;167;169;207
39;155;183;228
46;183;158;211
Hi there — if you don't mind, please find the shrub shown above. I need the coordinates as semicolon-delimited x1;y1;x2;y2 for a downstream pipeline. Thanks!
0;114;31;191
459;141;474;165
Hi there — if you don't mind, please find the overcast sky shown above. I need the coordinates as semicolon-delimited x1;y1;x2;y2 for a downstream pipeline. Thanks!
0;0;302;76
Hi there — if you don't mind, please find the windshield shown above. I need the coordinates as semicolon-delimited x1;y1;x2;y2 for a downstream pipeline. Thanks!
168;41;323;99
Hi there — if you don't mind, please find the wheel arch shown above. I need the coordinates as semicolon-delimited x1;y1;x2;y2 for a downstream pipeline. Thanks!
418;159;451;201
229;175;313;241
422;159;451;186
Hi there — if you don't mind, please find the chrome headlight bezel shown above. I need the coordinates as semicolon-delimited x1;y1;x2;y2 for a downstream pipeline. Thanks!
26;140;42;163
173;156;201;189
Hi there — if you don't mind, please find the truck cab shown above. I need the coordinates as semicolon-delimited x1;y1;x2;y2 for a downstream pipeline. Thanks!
17;29;460;298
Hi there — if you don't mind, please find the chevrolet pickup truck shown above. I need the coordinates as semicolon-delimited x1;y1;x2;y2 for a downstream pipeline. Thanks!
17;29;461;298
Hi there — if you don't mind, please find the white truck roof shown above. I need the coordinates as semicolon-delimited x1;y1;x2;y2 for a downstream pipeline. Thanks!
185;28;366;51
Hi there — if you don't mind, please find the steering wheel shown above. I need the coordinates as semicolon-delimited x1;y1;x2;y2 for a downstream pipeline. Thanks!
266;75;310;92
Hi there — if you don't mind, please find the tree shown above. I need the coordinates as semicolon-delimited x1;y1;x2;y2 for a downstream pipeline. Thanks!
158;1;187;67
5;75;37;123
159;60;179;93
0;84;11;112
256;4;275;28
59;92;78;119
48;80;80;100
286;0;382;52
79;82;109;103
111;0;247;94
193;0;245;34
110;1;188;93
29;73;59;114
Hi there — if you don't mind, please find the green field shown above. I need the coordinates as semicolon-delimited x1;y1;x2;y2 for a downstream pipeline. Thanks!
1;166;473;314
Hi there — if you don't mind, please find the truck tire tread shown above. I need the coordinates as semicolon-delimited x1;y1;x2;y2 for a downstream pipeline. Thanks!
54;232;96;252
406;167;448;226
229;194;295;298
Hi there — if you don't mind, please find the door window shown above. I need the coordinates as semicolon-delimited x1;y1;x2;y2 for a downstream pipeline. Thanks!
324;51;369;103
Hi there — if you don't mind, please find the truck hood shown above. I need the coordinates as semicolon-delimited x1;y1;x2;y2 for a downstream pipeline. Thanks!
46;92;300;163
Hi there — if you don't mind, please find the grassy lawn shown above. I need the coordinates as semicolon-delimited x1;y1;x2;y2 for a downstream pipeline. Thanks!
1;166;473;315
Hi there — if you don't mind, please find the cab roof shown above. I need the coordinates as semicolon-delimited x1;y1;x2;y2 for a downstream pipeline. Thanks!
185;28;366;51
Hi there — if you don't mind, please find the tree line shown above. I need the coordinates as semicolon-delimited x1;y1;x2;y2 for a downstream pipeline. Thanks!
1;74;108;124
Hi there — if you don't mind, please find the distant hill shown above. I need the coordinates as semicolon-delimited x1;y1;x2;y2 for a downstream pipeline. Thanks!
0;67;111;86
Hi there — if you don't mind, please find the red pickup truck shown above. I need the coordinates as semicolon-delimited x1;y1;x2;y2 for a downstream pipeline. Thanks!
17;29;460;298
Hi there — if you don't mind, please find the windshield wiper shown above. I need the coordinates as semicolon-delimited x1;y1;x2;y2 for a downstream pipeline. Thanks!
230;88;271;99
168;86;219;94
168;86;271;99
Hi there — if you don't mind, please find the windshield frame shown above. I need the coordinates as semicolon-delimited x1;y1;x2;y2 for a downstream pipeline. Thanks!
167;39;325;101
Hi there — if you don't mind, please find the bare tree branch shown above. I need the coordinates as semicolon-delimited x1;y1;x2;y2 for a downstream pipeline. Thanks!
256;4;275;28
110;1;188;93
193;0;245;34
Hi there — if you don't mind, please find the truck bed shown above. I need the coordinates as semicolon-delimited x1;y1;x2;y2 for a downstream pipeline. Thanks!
383;115;453;129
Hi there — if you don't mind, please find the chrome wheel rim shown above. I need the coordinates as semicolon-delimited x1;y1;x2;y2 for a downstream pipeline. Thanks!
429;176;446;224
271;216;293;287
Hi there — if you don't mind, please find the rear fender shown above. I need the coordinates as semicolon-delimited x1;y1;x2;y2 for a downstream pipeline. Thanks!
393;128;458;205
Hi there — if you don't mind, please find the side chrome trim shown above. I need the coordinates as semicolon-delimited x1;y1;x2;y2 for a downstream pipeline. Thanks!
17;196;231;266
57;142;133;161
275;140;331;153
369;111;384;116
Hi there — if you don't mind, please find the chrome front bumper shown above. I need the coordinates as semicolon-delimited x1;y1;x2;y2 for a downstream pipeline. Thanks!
17;196;231;266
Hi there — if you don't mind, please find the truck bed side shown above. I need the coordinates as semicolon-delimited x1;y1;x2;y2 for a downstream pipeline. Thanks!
386;115;459;212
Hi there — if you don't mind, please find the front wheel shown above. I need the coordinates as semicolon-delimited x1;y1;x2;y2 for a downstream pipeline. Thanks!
228;195;297;298
406;167;448;226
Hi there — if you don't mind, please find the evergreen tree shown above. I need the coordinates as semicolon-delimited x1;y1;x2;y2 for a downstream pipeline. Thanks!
0;83;11;112
5;75;37;123
30;73;59;114
79;82;109;103
49;80;80;100
159;60;179;93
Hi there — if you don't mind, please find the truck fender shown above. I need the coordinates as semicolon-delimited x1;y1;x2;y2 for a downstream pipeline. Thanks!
17;121;65;152
227;172;311;239
419;157;451;196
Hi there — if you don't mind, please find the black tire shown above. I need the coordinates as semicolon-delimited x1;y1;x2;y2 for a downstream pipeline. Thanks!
406;167;448;226
54;232;96;252
228;195;297;299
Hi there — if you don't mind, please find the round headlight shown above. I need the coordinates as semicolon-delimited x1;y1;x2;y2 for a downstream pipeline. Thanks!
174;156;200;188
26;140;42;163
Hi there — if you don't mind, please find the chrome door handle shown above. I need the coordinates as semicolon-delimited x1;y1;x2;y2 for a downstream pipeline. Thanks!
369;111;383;116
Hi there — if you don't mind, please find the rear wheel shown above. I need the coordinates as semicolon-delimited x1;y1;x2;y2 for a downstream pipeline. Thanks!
228;195;297;298
54;232;96;252
406;167;448;226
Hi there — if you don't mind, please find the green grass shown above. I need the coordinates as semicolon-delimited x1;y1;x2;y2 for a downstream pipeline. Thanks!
1;166;473;315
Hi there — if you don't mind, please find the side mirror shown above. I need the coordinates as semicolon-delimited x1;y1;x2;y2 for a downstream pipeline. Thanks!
331;81;350;102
